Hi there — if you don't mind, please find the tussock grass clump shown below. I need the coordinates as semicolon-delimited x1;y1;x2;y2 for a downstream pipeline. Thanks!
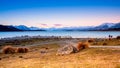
77;42;89;51
19;56;23;58
103;42;108;45
16;47;29;53
2;45;29;54
88;39;94;43
2;45;16;54
116;36;120;39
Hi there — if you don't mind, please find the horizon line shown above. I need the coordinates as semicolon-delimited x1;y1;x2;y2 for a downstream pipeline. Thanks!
0;22;120;28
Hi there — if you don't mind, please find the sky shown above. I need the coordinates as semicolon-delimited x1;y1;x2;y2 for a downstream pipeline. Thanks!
0;0;120;28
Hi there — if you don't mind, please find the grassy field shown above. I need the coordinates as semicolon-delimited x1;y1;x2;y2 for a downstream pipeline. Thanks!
0;43;120;68
89;38;120;46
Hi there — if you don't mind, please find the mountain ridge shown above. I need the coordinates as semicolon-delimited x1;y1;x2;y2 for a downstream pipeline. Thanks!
0;25;22;31
0;22;120;31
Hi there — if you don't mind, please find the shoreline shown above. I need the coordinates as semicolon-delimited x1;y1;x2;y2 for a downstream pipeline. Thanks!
0;35;120;47
1;31;120;39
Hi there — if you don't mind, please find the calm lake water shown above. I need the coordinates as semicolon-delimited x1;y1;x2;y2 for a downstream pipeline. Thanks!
0;31;120;38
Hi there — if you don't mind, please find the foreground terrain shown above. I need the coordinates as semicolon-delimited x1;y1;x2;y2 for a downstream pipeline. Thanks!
0;43;120;68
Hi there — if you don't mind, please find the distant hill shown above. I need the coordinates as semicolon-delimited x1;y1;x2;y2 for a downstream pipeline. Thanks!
93;23;120;31
0;25;46;31
94;23;114;30
0;25;21;31
29;27;40;30
108;23;120;31
12;25;46;31
57;22;120;31
13;25;30;31
0;22;120;31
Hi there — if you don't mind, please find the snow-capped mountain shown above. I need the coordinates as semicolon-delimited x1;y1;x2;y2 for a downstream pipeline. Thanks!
93;23;115;30
12;25;46;31
99;23;114;28
13;25;30;30
0;22;120;31
51;22;119;31
111;23;120;28
29;27;40;30
29;27;46;31
0;25;21;31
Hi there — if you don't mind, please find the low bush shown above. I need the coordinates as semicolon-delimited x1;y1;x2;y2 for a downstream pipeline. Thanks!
103;42;108;45
16;47;29;53
2;45;16;54
116;36;120;39
88;39;94;43
77;42;89;51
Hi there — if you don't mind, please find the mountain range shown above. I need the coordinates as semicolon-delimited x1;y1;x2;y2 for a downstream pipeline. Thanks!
11;25;46;31
0;22;120;31
48;22;120;31
0;25;21;31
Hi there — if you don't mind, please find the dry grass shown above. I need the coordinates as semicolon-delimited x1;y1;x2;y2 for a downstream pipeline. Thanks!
91;38;120;46
1;38;120;47
116;36;120;39
102;42;108;45
0;43;120;68
77;42;89;51
16;47;29;53
88;39;94;43
2;45;29;54
2;45;16;54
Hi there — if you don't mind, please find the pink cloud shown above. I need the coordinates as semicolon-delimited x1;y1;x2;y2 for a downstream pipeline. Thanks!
41;24;47;26
54;24;62;26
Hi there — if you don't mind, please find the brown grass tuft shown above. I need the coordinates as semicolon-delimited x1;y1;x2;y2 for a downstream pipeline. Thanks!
19;56;23;58
2;45;16;54
88;39;94;43
77;42;89;51
103;42;108;45
116;36;120;39
16;47;29;53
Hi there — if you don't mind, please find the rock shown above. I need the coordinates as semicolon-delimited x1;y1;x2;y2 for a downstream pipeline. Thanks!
56;45;78;55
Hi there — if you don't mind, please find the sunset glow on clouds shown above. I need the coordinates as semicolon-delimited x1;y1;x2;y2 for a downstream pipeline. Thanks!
39;24;63;28
0;0;120;28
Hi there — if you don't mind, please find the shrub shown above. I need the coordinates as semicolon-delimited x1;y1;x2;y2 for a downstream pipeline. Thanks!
2;45;16;54
16;47;29;53
24;47;29;53
116;36;120;39
88;39;94;43
103;42;107;45
19;56;23;58
77;42;89;51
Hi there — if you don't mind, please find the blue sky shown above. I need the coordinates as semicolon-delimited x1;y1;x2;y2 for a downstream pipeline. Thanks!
0;0;120;28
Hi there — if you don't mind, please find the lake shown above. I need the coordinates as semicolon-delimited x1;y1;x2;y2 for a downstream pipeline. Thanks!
0;31;120;38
